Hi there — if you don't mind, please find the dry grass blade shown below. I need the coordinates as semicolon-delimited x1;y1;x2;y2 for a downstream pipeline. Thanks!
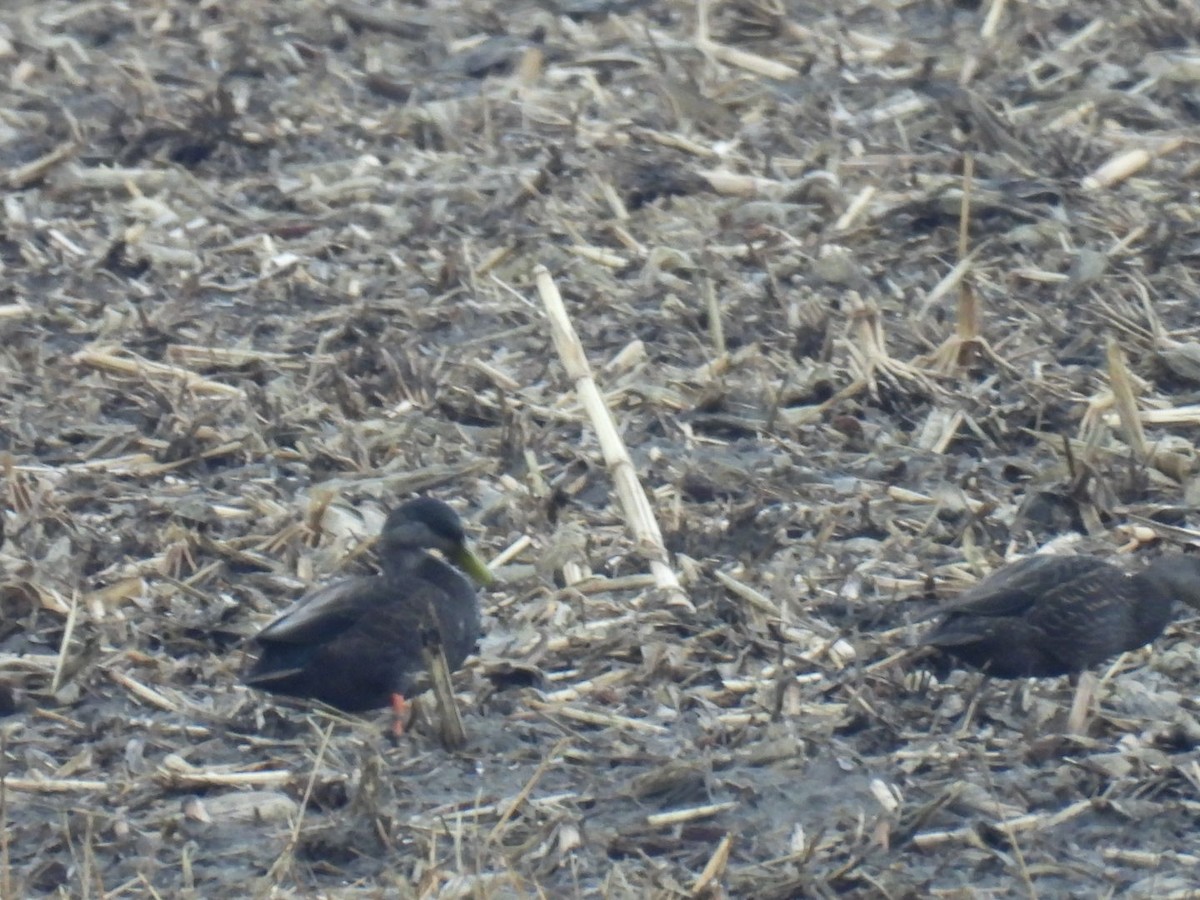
714;569;780;617
535;265;692;612
844;293;938;395
1065;670;1098;736
0;302;32;320
834;185;876;231
695;0;799;79
919;156;1019;378
5;141;78;188
420;616;467;750
1102;336;1194;481
331;0;429;38
1082;138;1186;191
691;832;734;896
154;754;296;790
1103;848;1200;868
646;802;736;827
914;245;985;321
1105;337;1148;460
486;737;568;846
49;591;80;696
527;699;669;734
980;0;1009;39
164;344;313;369
72;347;246;399
106;669;185;714
703;274;725;359
268;722;337;883
1;777;111;793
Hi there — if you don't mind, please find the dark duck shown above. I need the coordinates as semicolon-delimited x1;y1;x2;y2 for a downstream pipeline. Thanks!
246;497;492;732
924;553;1200;678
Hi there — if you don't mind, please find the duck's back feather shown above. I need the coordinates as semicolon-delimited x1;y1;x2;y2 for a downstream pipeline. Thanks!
246;556;482;712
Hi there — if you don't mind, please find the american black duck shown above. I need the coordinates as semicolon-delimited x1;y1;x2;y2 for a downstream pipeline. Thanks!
924;553;1200;678
245;497;492;730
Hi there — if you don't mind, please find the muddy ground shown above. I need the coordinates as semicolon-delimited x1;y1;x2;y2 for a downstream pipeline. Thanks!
3;0;1200;897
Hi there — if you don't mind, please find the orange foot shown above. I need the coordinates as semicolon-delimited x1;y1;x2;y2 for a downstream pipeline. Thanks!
391;692;411;737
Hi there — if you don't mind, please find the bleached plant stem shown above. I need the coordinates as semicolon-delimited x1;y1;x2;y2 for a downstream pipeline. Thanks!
535;265;693;612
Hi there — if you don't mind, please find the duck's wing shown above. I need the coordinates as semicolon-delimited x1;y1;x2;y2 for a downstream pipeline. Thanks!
254;577;387;645
936;554;1112;619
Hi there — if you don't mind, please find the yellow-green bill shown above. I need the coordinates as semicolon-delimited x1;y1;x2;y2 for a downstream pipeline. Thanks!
454;546;494;586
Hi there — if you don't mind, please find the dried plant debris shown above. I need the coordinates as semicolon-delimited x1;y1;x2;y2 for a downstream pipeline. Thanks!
3;0;1200;896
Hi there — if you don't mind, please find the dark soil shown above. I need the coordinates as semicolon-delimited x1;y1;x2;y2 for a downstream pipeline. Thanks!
3;1;1200;897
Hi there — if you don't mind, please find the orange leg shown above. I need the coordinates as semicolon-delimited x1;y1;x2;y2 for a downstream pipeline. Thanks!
391;692;411;737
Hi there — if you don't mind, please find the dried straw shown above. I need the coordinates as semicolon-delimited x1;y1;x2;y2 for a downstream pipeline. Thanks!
535;265;692;612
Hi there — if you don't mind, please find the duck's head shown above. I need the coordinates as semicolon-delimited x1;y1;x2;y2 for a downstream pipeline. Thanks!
381;497;494;586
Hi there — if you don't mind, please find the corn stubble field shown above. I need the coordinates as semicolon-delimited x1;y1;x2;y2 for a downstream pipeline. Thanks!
3;0;1200;897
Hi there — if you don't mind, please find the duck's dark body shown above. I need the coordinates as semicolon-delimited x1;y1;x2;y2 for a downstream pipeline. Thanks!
245;498;487;712
925;554;1200;678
